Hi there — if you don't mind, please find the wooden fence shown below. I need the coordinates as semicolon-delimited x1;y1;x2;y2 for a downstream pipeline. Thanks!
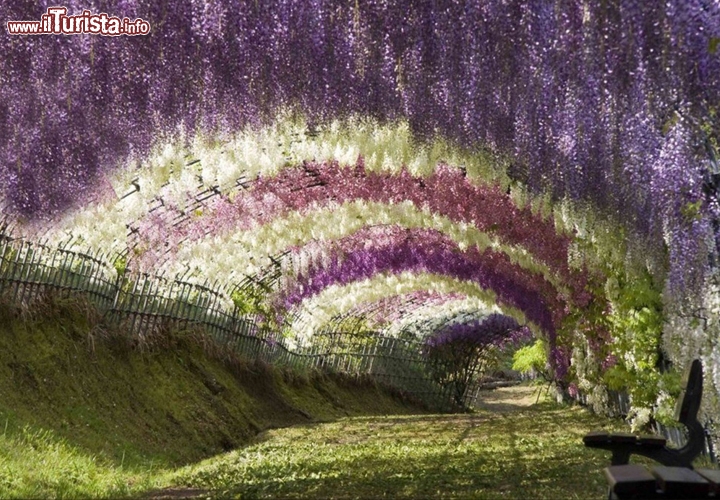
0;232;456;411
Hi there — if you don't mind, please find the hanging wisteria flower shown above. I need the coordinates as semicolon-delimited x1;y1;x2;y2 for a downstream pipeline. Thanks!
2;0;719;423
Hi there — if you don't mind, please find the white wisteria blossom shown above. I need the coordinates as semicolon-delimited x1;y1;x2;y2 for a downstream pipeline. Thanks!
158;200;570;295
287;272;540;346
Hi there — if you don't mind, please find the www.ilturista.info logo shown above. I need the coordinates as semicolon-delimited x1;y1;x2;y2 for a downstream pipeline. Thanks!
7;7;150;36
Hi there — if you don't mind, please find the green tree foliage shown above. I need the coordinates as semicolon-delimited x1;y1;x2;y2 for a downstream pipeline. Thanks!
512;339;549;381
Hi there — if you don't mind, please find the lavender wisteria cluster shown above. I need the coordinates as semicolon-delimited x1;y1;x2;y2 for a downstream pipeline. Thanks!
2;0;718;300
424;314;532;352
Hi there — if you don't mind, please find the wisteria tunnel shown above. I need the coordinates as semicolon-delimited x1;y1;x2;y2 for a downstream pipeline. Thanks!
1;0;720;431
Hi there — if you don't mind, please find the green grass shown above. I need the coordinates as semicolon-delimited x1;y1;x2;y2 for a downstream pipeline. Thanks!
0;292;426;498
0;425;157;499
169;399;633;499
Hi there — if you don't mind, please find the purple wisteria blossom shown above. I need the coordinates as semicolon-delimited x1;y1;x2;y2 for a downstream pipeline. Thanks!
278;226;565;340
134;161;585;294
424;314;532;350
2;0;718;301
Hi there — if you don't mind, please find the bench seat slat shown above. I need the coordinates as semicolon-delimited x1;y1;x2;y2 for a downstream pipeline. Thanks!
696;469;720;495
604;465;657;498
652;466;709;498
583;431;610;445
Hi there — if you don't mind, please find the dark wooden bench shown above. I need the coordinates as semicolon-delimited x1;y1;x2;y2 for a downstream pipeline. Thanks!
583;359;705;468
604;464;720;499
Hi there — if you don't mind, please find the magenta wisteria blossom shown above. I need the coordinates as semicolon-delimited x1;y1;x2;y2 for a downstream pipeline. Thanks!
131;160;584;286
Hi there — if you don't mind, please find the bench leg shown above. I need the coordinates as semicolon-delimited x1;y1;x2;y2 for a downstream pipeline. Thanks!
610;449;631;466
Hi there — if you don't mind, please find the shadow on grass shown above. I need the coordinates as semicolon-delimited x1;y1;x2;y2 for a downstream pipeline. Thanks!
208;446;609;499
174;403;622;499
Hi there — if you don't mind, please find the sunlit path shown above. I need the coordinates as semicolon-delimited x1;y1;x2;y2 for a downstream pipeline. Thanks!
472;384;541;414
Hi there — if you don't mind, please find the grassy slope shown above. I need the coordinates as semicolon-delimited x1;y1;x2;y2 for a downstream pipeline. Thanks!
0;294;425;498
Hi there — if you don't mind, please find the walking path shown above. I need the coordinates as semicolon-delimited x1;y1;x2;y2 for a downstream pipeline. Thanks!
472;383;545;413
